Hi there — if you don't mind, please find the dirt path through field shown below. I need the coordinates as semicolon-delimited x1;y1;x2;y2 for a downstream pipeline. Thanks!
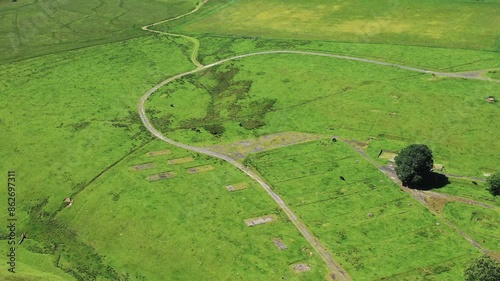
141;1;500;82
141;0;207;68
138;1;499;279
343;139;492;254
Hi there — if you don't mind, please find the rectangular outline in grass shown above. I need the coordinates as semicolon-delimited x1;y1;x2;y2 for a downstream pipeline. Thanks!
148;171;175;181
272;238;288;250
226;182;249;192
186;165;214;174
168;156;194;165
146;150;172;157
129;163;156;171
244;215;275;227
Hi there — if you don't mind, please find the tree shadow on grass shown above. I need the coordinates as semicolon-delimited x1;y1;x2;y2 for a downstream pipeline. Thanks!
408;172;450;190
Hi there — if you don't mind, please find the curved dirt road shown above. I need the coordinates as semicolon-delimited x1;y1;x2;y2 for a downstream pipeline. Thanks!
138;1;499;280
137;49;496;281
142;0;207;68
138;69;351;281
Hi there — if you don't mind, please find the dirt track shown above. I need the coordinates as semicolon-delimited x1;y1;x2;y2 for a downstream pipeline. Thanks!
343;139;494;254
138;1;499;279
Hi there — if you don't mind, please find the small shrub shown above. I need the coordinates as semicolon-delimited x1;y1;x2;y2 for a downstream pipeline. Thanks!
203;124;225;136
241;119;265;130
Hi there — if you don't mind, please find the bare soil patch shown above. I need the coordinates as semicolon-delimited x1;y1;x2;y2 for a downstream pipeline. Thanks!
292;263;311;273
205;132;323;160
272;238;288;250
148;171;175;181
245;215;275;227
425;195;450;213
186;165;214;174
129;163;156;171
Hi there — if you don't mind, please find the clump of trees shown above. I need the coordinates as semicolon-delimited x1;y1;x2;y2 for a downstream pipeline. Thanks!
486;172;500;196
464;255;500;281
395;144;433;187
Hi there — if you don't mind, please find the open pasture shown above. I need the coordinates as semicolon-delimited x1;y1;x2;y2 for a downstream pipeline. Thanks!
0;35;192;278
0;0;198;63
194;36;500;74
0;35;192;215
1;0;499;279
180;0;500;51
245;139;483;280
54;140;328;280
146;54;500;177
443;202;500;252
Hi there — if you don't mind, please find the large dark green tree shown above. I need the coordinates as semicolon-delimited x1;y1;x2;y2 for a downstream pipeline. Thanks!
464;255;500;281
395;144;434;186
486;172;500;196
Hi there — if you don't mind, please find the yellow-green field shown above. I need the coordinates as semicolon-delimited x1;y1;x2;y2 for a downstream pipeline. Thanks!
180;0;500;51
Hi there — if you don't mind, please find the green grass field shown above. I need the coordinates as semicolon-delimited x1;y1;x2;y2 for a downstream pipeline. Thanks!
443;202;500;252
54;140;328;280
0;0;198;63
1;0;499;279
179;0;500;51
0;34;193;215
193;36;500;72
0;34;194;279
244;140;480;280
146;54;499;177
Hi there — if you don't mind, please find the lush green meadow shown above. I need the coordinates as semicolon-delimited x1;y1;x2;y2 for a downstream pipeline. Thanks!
0;34;194;279
147;54;500;177
179;0;500;51
443;202;500;252
194;36;500;72
0;0;198;63
244;140;481;280
54;140;327;280
0;34;192;215
436;179;499;206
1;0;499;279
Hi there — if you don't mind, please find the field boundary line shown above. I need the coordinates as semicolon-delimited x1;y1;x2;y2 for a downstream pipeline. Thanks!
138;1;499;279
138;70;352;280
342;138;493;256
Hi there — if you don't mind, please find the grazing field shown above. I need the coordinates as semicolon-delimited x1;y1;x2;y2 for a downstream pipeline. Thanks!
0;0;198;63
146;54;500;177
0;34;192;214
179;0;500;51
0;35;193;278
1;0;499;279
194;36;500;72
442;203;500;252
244;139;481;280
55;140;328;280
436;179;500;207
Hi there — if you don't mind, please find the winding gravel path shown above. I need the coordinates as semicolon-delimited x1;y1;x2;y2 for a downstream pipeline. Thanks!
137;63;352;281
138;1;499;279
